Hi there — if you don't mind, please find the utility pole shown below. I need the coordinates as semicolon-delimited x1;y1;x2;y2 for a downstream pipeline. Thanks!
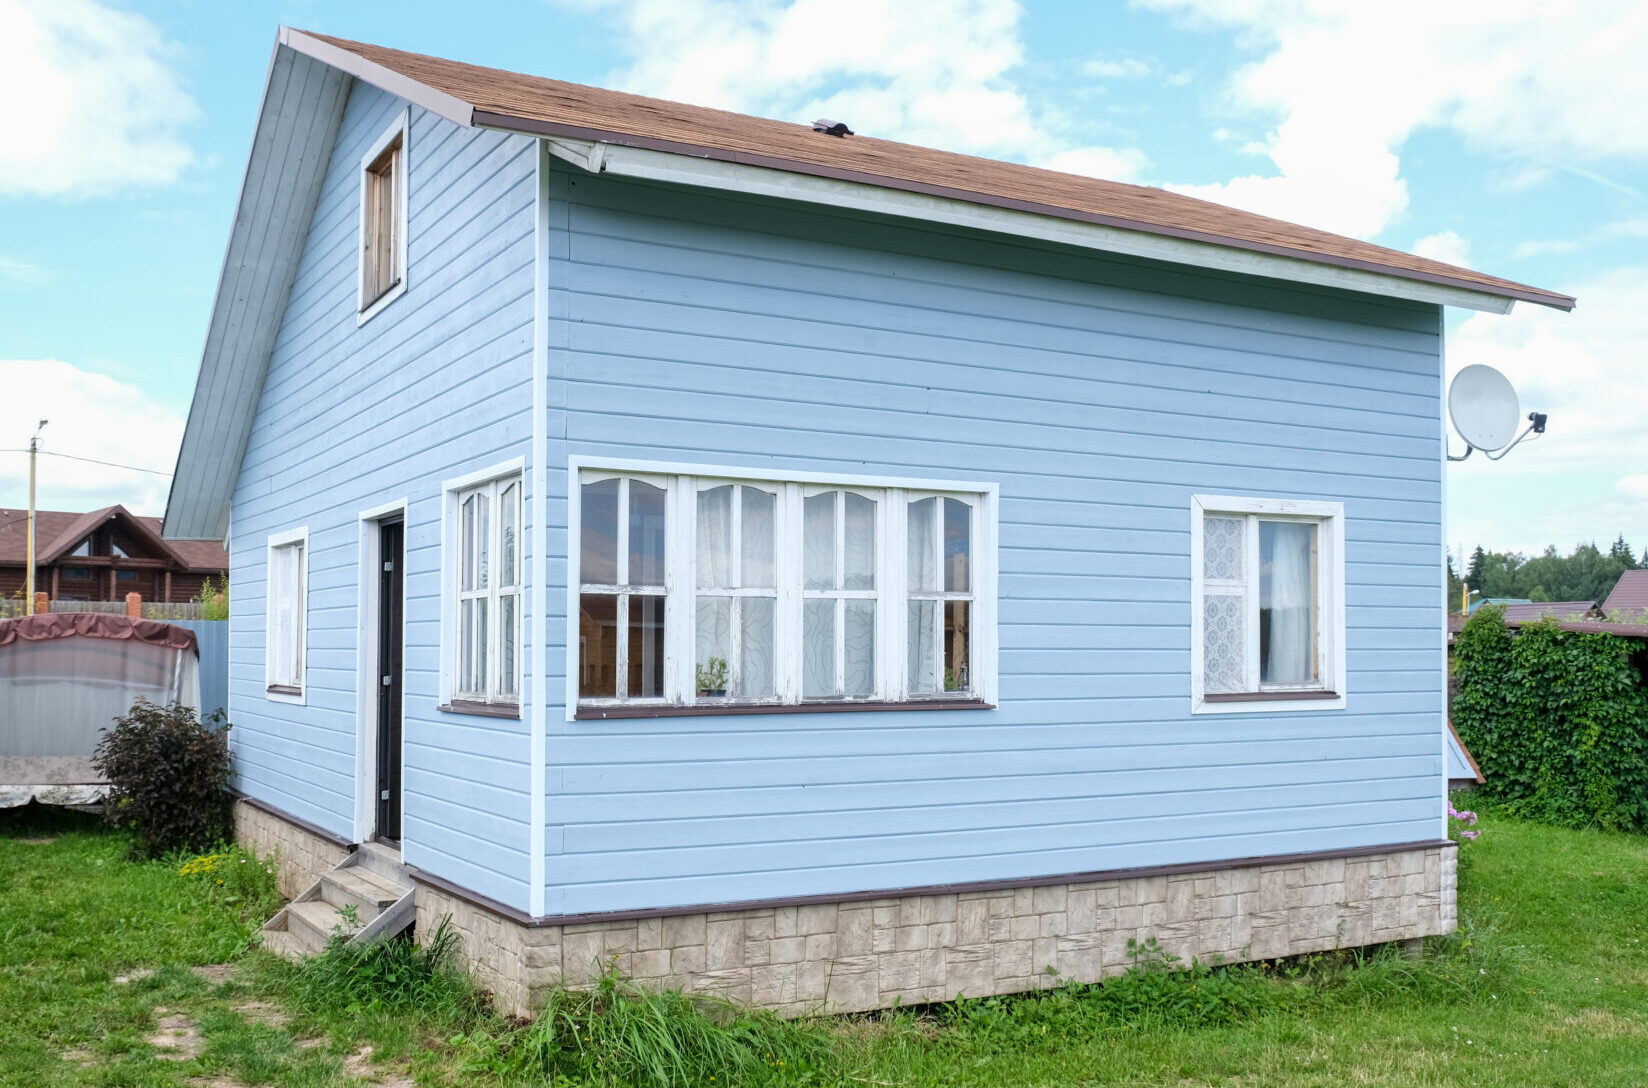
25;420;47;615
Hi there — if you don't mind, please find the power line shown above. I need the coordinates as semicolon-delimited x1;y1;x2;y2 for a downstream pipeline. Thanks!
0;448;172;477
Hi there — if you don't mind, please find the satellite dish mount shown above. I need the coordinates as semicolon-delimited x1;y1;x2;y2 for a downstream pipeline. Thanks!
1446;364;1546;462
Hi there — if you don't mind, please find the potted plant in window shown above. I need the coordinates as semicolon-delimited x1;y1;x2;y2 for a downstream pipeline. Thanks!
696;657;729;698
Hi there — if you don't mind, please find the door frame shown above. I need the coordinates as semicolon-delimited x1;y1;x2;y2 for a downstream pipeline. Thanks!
354;498;408;844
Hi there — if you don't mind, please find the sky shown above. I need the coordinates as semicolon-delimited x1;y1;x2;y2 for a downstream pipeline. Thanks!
0;0;1644;562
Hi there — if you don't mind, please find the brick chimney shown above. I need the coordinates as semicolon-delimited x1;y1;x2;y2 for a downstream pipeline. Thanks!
34;592;48;615
125;592;142;619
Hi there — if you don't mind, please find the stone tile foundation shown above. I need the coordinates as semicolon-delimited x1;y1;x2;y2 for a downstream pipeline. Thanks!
233;799;349;901
233;799;1456;1018
418;844;1456;1018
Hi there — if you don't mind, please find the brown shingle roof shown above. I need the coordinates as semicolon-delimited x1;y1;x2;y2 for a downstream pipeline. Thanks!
0;506;224;572
296;30;1572;312
1603;570;1648;620
1499;601;1600;624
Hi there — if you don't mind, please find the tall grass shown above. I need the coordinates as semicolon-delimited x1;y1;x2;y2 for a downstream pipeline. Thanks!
501;963;838;1088
278;918;484;1020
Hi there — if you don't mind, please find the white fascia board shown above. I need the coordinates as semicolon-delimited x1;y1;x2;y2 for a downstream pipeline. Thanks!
540;137;1516;316
279;27;474;127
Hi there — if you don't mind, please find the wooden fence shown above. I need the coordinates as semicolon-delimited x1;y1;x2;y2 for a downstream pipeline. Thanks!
1;599;220;621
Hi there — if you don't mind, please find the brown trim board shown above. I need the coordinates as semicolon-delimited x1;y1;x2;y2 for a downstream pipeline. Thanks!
1203;690;1339;703
483;111;1575;311
411;838;1456;930
576;699;993;720
233;792;354;850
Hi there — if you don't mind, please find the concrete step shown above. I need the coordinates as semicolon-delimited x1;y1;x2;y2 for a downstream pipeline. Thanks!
352;841;407;882
285;898;360;949
260;926;307;962
320;864;404;920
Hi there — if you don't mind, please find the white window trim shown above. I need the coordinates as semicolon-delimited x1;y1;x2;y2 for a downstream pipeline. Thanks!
357;108;409;326
566;457;999;719
1190;494;1346;714
265;525;309;705
440;458;526;710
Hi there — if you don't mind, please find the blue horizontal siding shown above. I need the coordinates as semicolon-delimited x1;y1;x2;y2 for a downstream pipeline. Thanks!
230;81;538;910
543;168;1446;915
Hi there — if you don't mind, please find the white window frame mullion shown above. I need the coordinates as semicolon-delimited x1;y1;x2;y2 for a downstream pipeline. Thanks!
776;483;803;704
665;476;692;704
882;488;907;701
1243;513;1262;693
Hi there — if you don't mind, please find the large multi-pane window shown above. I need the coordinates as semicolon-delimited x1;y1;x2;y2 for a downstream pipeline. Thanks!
570;463;997;716
453;473;522;706
1191;495;1344;713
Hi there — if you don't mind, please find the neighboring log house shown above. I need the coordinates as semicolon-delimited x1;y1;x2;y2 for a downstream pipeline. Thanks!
0;505;226;603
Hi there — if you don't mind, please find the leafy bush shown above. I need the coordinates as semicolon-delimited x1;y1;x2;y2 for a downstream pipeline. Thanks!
93;700;233;859
177;845;282;923
1453;607;1648;831
504;960;837;1088
196;572;229;620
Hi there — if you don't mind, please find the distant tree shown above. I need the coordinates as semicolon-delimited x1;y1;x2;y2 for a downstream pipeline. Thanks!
1466;545;1488;589
1611;535;1638;569
1447;553;1466;613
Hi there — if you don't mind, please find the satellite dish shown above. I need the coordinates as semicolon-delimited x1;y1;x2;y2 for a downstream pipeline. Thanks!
1449;365;1520;452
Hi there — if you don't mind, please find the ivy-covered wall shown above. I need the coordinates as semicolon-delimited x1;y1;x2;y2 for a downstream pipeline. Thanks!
1453;607;1648;831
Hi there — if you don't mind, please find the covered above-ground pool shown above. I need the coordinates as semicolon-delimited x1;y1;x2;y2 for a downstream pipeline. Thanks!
0;612;200;807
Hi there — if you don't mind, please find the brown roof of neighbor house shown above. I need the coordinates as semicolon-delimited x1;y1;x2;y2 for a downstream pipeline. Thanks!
1602;570;1648;619
295;30;1574;312
1499;601;1600;624
0;506;225;571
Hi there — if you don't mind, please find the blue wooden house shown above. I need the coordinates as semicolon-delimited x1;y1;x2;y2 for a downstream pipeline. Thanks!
164;29;1573;1015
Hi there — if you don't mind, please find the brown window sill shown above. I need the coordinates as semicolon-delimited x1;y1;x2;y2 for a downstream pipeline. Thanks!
266;684;302;697
1203;690;1339;703
439;700;522;720
575;699;994;720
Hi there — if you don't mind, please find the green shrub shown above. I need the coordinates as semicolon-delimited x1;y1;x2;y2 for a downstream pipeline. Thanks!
505;960;837;1088
93;700;233;859
196;572;229;620
1453;607;1648;831
176;844;283;924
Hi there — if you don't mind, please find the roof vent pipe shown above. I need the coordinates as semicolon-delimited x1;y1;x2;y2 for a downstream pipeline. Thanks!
812;119;852;137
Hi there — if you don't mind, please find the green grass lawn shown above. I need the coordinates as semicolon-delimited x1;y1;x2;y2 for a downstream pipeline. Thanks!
3;800;1646;1087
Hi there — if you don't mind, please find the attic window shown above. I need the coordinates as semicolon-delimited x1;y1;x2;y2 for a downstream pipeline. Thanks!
358;110;408;322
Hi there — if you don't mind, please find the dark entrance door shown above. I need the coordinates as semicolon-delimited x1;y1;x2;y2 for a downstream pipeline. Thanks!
375;519;404;844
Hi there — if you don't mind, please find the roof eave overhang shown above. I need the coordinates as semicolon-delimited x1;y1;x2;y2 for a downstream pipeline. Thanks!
500;122;1573;315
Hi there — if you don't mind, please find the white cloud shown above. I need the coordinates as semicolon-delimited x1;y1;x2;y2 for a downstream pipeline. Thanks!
572;0;1150;181
0;360;181;515
1411;229;1471;269
0;255;50;287
0;0;196;198
1084;58;1153;80
1445;266;1648;554
1142;1;1648;239
1512;218;1648;260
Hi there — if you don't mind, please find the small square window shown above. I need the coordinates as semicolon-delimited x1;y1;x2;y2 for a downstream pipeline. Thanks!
1191;496;1345;713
